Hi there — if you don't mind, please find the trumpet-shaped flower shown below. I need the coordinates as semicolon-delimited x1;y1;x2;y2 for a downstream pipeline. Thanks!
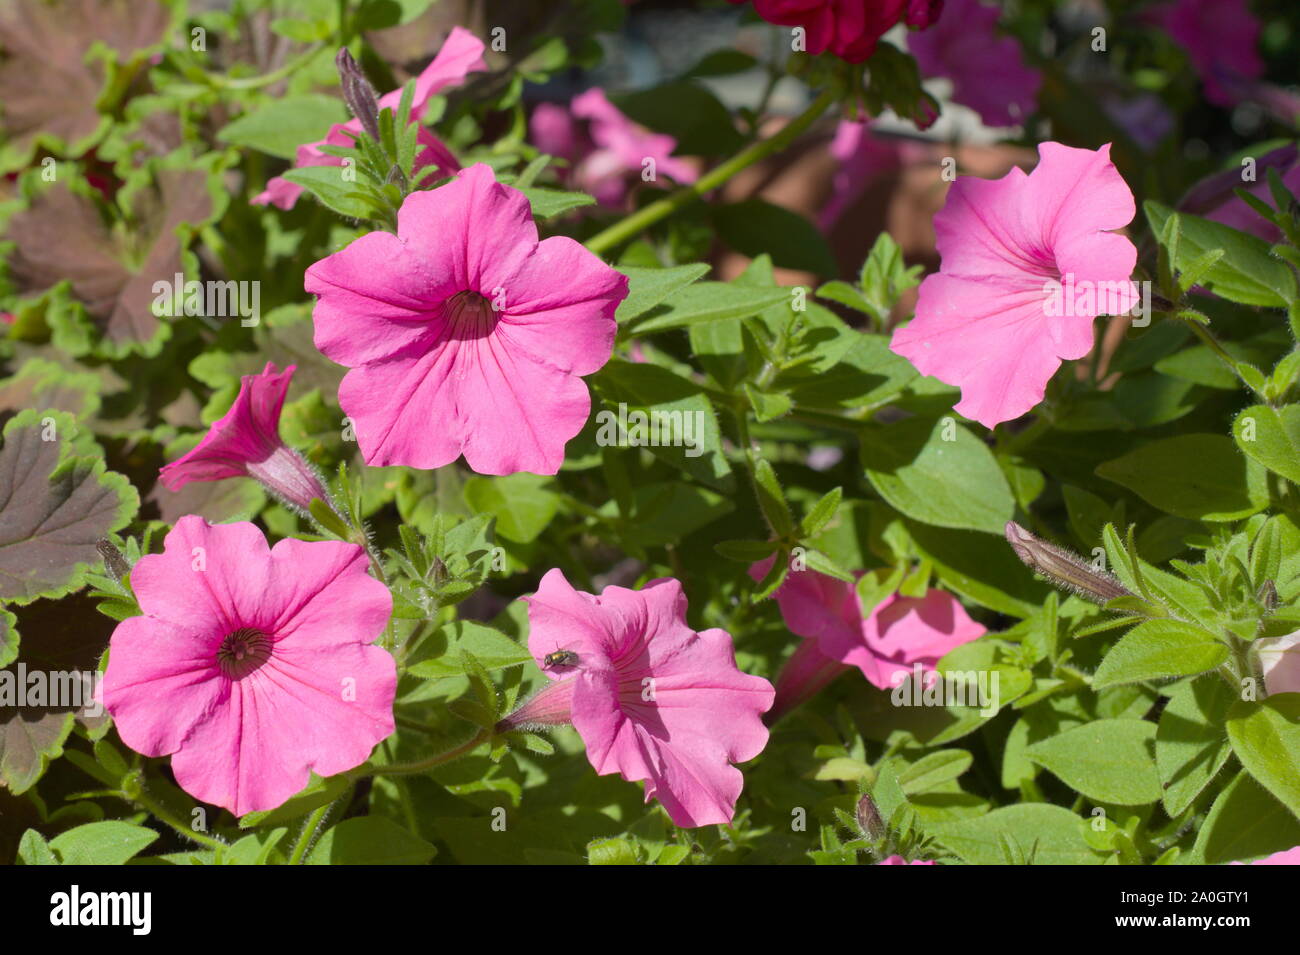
102;517;396;816
305;163;626;475
890;142;1139;428
502;569;774;827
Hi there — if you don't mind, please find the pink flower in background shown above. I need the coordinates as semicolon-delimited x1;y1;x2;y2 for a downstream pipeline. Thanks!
1102;93;1174;152
305;164;626;475
502;569;774;828
1254;630;1300;696
879;856;937;865
529;88;697;206
1207;164;1300;244
907;0;1040;127
752;560;985;721
1150;0;1263;106
1232;846;1300;865
158;362;329;512
819;120;904;230
730;0;943;63
102;517;395;815
254;26;485;210
890;142;1139;428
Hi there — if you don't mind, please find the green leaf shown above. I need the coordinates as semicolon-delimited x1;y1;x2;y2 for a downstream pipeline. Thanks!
218;94;348;159
239;773;351;829
281;166;374;219
16;829;57;865
515;186;596;219
1156;677;1234;816
1145;200;1298;307
592;359;733;489
931;803;1108;865
713;200;838;277
1226;694;1300;817
1188;771;1300;864
463;473;558;544
611;81;744;156
897;750;972;795
861;417;1015;535
407;621;532;679
306;816;436;865
615;264;711;325
1093;619;1228;688
1026;719;1162;805
752;458;794;537
48;821;159;865
1096;433;1268;522
799;487;842;539
628;283;791;335
1233;404;1300;485
587;837;640;865
0;410;138;603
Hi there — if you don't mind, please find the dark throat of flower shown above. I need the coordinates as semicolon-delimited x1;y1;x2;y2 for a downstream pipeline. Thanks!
217;627;272;679
444;290;499;340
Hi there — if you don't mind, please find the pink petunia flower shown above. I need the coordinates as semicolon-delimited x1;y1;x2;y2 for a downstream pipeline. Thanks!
878;855;936;865
500;569;774;828
890;142;1139;428
819;120;905;230
1232;846;1300;865
102;517;396;815
253;27;486;210
907;0;1040;128
752;559;985;721
1149;0;1264;107
1254;630;1300;696
529;88;697;207
729;0;943;63
305;163;627;475
158;362;329;513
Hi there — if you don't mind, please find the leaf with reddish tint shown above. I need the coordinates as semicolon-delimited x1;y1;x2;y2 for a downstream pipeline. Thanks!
0;410;138;604
0;0;172;171
4;157;224;355
1;591;115;793
0;357;102;422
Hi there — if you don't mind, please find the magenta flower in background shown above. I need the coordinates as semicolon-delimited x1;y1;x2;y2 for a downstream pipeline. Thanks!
819;120;904;230
1207;164;1300;244
1150;0;1264;107
751;559;984;721
529;88;697;206
158;362;329;512
1232;846;1300;865
305;164;626;475
501;569;774;828
102;517;396;815
879;856;937;865
729;0;943;63
253;26;486;210
890;142;1139;428
907;0;1040;128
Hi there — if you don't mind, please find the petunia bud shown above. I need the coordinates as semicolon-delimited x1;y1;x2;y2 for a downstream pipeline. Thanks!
496;677;576;732
96;539;132;581
336;48;380;142
855;793;885;841
1004;521;1131;605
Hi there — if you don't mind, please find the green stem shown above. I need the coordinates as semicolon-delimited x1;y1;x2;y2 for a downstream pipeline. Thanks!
205;45;326;91
288;800;335;865
354;729;490;779
584;89;837;256
123;772;224;852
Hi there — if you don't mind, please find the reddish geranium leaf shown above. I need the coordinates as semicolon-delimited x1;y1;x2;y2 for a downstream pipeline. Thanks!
0;410;138;604
4;161;220;353
0;0;171;170
0;356;102;422
1;591;115;793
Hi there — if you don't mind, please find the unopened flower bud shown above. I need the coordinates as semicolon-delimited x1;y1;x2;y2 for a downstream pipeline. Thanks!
336;48;380;142
1004;521;1131;605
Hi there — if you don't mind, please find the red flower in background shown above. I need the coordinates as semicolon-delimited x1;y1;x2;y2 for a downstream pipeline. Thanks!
731;0;943;62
